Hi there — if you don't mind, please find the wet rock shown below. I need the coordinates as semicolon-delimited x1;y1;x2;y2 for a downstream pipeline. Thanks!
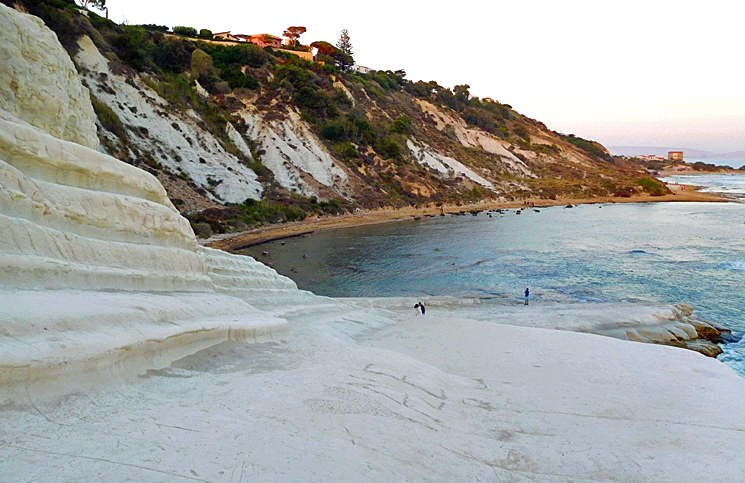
684;340;723;358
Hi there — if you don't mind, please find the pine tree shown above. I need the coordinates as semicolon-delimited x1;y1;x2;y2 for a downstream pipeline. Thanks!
336;29;353;57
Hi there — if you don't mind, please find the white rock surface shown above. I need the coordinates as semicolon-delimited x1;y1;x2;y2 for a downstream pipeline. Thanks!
2;297;745;483
407;138;495;189
0;4;98;149
0;5;290;389
74;35;262;203
241;106;349;198
415;98;532;177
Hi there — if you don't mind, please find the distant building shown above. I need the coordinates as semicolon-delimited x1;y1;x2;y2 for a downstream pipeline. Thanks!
351;65;371;74
240;34;283;48
668;151;684;162
213;31;241;42
636;155;665;162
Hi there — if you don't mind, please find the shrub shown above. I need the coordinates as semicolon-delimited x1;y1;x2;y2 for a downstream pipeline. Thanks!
111;25;157;71
194;222;213;238
336;141;359;159
321;124;342;140
89;93;127;140
190;49;215;77
513;126;529;140
173;26;198;37
391;115;412;134
140;24;169;32
376;139;401;159
635;177;666;196
221;65;260;89
561;134;614;163
199;29;212;39
197;42;269;69
153;39;191;73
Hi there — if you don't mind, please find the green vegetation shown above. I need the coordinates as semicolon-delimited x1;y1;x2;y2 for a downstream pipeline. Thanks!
173;26;197;37
560;134;614;163
187;196;352;234
635;177;667;196
16;0;649;233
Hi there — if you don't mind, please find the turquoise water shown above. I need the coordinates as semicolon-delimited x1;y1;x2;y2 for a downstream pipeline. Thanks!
241;178;745;374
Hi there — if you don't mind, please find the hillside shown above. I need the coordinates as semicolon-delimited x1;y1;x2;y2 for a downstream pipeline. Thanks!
5;0;666;237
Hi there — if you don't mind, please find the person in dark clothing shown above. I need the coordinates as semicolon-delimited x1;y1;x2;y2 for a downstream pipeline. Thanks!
414;302;426;315
524;288;530;305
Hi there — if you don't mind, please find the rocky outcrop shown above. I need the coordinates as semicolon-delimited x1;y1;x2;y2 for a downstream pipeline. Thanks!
74;35;262;204
0;5;98;149
0;4;293;394
593;303;729;357
240;106;351;199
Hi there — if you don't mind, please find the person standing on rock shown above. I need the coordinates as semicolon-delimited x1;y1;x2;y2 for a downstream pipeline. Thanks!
524;288;530;305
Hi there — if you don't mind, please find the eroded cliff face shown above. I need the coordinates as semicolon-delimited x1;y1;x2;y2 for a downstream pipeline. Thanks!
74;35;263;204
0;5;98;149
0;4;298;394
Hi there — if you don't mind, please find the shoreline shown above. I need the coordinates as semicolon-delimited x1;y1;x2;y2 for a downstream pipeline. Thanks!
207;187;728;251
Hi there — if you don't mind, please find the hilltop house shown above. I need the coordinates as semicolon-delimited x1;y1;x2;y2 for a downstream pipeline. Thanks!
352;65;371;74
213;31;241;42
239;34;283;48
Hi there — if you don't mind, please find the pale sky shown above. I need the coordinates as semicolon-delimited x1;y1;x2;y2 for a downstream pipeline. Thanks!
108;0;745;153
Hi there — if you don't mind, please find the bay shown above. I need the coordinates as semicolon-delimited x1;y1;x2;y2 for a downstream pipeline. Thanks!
241;186;745;375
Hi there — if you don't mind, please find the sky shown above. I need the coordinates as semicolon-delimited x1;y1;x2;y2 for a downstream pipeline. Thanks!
107;0;745;153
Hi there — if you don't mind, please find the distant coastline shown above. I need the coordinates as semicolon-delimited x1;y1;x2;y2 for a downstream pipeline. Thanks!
208;185;727;251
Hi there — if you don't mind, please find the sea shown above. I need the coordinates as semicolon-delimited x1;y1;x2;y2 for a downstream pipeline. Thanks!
240;173;745;376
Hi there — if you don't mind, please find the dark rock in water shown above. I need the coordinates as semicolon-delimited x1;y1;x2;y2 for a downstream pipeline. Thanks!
690;319;730;343
534;209;540;212
261;251;269;256
684;340;723;358
721;332;742;343
565;204;574;208
413;216;421;220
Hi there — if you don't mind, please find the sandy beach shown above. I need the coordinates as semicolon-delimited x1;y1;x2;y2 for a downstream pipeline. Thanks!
208;186;728;251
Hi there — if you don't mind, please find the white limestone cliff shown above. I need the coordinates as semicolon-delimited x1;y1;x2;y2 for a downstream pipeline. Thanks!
74;35;263;204
0;7;98;150
0;4;291;391
240;106;351;198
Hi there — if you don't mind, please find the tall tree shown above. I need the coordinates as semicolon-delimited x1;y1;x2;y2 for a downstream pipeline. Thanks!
283;26;307;46
336;29;353;57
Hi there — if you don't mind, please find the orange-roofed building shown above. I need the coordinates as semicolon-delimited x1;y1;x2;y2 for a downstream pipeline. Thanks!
239;34;283;48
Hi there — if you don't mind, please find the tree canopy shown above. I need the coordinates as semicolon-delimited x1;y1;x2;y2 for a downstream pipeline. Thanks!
310;41;353;69
283;26;306;46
